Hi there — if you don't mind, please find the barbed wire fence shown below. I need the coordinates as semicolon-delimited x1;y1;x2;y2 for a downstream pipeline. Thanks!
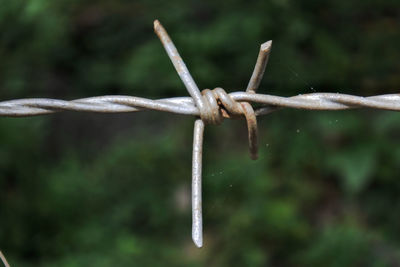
1;20;400;249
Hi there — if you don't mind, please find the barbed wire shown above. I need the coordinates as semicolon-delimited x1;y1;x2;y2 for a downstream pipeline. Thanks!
1;20;399;248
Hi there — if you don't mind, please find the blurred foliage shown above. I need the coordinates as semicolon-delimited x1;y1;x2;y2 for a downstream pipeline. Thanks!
1;0;400;266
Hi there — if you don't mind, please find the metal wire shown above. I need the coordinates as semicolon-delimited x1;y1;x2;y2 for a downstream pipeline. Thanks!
1;20;399;248
0;251;10;267
3;93;400;117
2;92;400;117
192;119;204;248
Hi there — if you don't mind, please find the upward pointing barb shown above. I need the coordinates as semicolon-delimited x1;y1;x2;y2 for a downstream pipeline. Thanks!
153;19;205;114
247;40;272;93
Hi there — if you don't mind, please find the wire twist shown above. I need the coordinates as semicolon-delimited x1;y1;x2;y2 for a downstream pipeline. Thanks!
1;20;399;248
3;93;400;117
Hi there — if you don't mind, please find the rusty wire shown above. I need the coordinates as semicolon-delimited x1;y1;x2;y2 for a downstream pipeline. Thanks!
1;20;400;248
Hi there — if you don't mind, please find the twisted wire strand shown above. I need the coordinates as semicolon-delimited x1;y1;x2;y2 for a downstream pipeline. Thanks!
1;92;400;117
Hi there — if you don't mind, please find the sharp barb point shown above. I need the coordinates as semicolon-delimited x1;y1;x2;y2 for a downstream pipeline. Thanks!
193;236;203;248
153;19;162;31
261;40;272;51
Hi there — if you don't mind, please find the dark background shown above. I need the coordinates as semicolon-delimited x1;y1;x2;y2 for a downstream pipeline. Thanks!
1;0;400;266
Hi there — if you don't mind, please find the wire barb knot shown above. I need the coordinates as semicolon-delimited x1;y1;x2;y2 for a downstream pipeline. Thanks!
199;87;247;123
199;87;259;159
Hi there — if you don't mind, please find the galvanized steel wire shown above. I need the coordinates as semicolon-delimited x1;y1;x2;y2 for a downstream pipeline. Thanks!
1;20;399;248
3;92;400;117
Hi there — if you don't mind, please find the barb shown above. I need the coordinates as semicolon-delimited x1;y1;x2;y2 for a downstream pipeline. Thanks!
192;119;204;248
247;40;272;93
1;20;399;248
154;20;206;114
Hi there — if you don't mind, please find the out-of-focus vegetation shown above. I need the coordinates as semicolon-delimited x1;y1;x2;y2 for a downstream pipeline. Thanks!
1;0;400;266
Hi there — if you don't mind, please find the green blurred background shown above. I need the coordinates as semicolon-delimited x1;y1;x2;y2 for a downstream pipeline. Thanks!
1;0;400;266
